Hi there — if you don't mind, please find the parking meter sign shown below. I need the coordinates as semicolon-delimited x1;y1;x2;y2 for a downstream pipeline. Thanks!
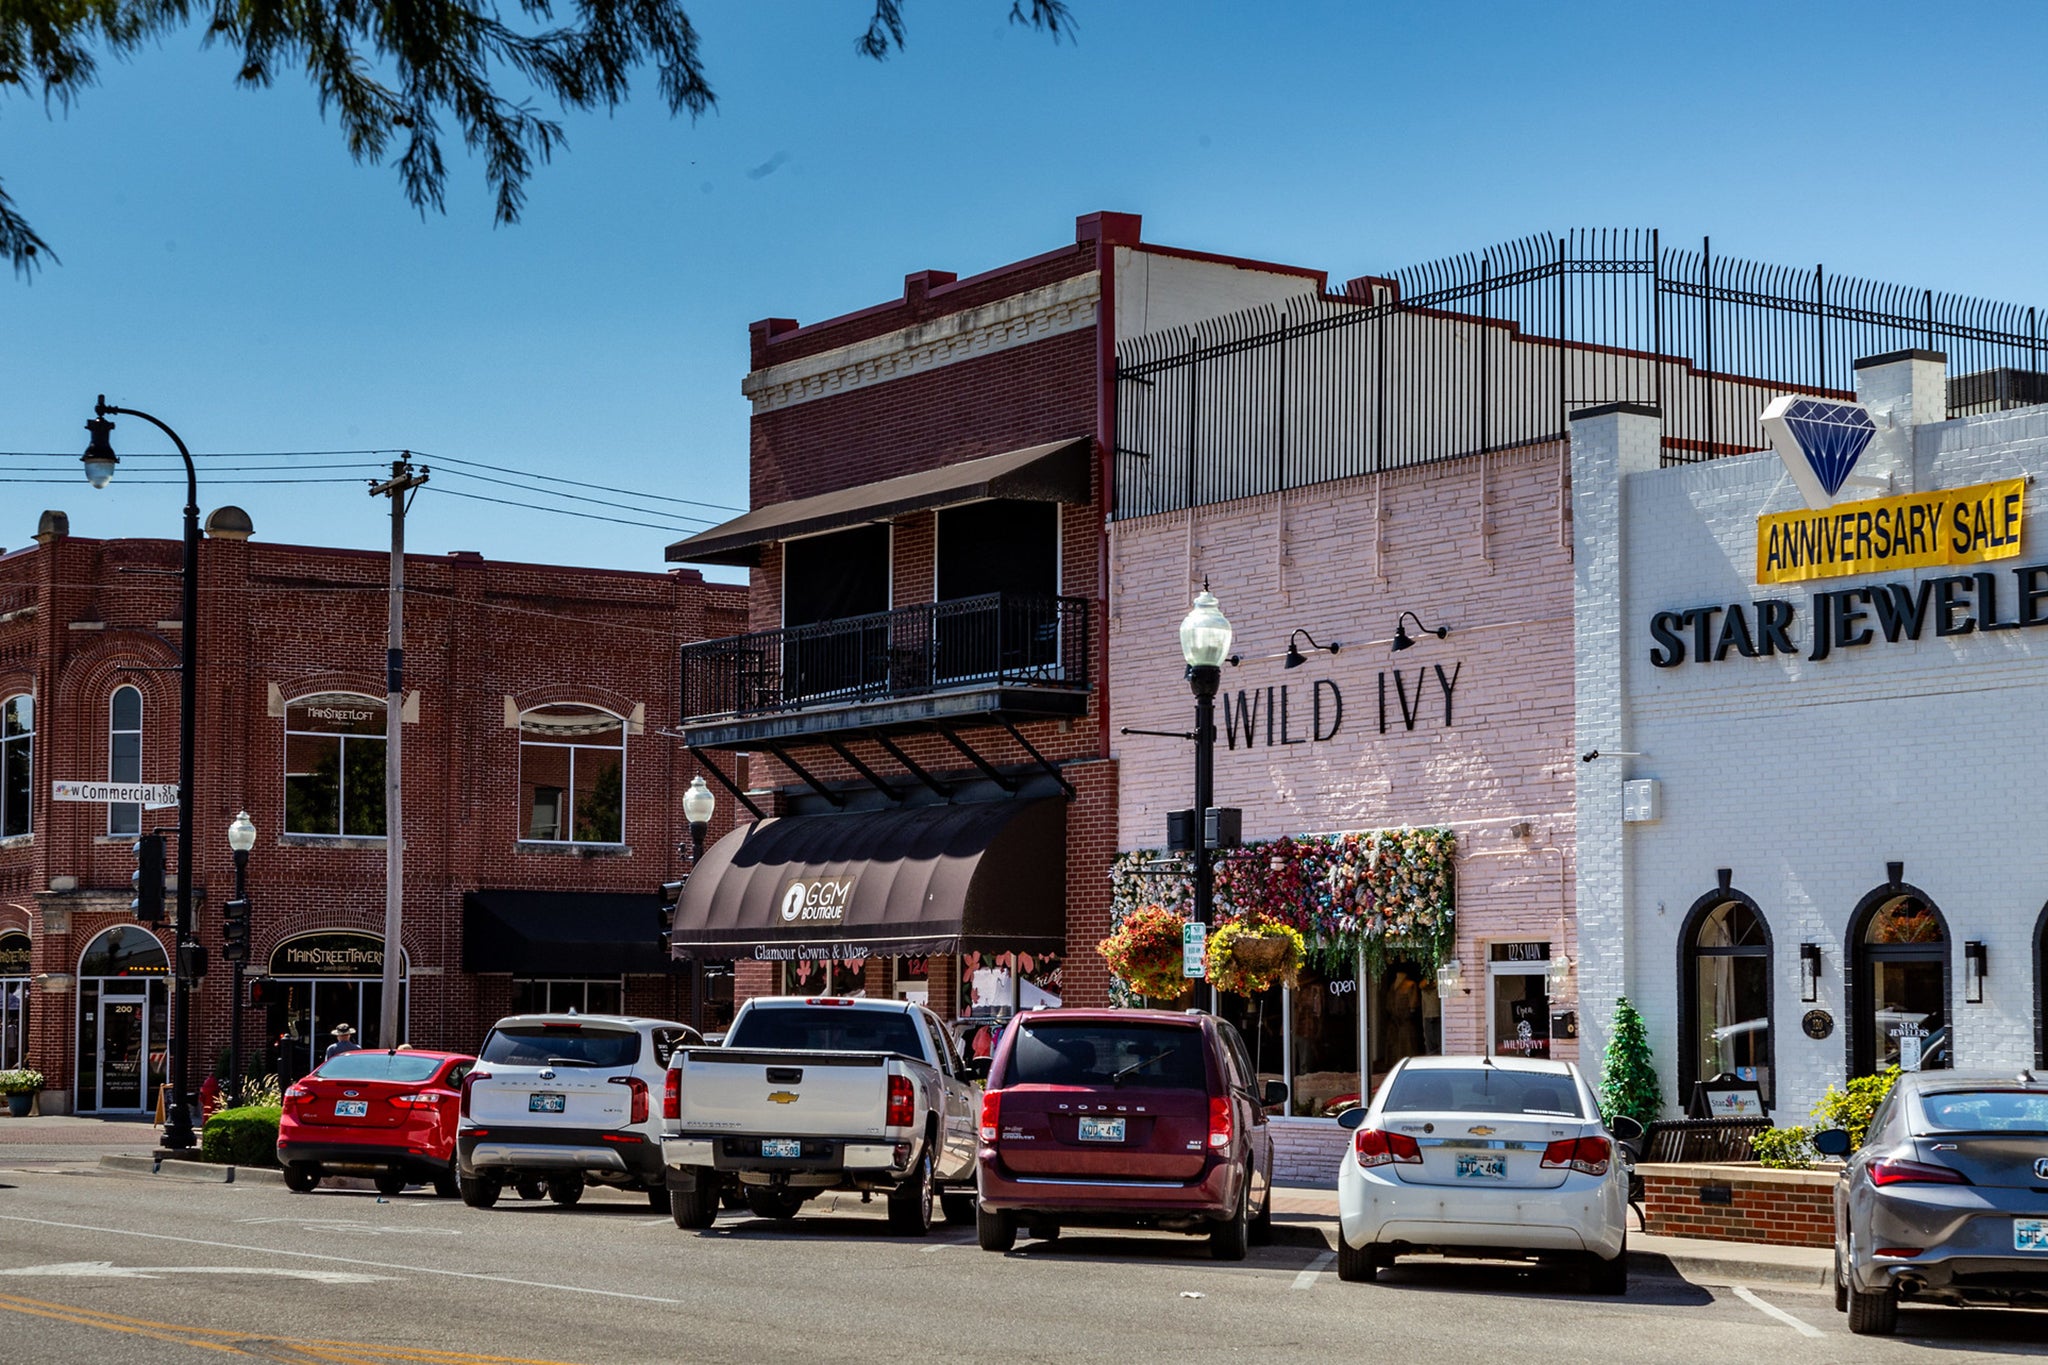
1182;922;1207;980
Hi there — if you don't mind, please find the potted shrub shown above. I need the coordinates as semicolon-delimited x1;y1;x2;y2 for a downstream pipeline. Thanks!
0;1069;44;1117
1097;904;1190;1002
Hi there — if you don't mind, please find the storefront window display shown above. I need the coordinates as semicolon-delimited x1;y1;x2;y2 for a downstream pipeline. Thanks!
512;978;623;1016
1855;894;1951;1075
1683;899;1772;1104
781;958;867;996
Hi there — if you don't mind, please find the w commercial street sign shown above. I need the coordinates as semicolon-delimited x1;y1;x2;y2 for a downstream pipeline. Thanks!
52;781;179;807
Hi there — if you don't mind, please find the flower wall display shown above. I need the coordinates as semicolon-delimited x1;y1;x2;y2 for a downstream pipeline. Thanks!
1101;825;1457;989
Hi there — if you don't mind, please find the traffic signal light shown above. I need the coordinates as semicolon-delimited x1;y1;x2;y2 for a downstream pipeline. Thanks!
658;879;686;953
248;976;283;1007
177;942;208;981
221;896;251;965
131;835;166;922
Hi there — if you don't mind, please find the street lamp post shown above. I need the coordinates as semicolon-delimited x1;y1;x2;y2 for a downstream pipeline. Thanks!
83;398;202;1151
1178;585;1234;990
226;811;256;1104
680;776;716;1033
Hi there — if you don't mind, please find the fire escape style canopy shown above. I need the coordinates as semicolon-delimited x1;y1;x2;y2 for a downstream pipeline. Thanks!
665;437;1091;568
667;800;1066;962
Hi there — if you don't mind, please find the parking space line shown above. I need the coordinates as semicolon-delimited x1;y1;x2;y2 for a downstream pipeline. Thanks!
1731;1285;1825;1338
920;1234;975;1253
1290;1252;1334;1289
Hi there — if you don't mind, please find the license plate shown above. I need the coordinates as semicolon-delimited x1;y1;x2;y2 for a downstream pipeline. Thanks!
333;1100;368;1118
761;1138;802;1159
1077;1117;1127;1143
528;1093;566;1113
2017;1218;2048;1252
1456;1155;1508;1179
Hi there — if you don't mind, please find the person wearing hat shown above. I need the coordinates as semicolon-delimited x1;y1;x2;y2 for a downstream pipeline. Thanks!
324;1023;361;1063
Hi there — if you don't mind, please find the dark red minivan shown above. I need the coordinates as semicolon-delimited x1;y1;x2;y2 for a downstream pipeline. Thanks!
974;1008;1284;1260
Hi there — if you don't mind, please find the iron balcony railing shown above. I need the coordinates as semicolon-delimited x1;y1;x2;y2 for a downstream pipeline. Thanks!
681;592;1090;723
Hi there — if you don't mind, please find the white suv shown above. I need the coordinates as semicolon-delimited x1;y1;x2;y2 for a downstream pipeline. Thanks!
458;1013;697;1209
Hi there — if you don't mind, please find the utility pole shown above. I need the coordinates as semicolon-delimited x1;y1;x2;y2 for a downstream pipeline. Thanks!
370;456;428;1047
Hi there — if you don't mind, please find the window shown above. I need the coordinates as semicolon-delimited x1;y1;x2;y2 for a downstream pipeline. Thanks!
782;958;867;997
479;1022;640;1068
517;705;625;844
316;1052;446;1083
1854;892;1951;1075
108;686;142;837
511;978;623;1017
1004;1020;1208;1089
284;695;386;837
1383;1065;1586;1118
1681;896;1773;1107
725;1005;925;1059
783;525;890;627
1;693;31;838
1488;942;1552;1061
935;501;1058;600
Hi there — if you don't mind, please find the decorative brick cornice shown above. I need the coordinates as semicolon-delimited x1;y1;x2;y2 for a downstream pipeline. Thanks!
741;273;1101;414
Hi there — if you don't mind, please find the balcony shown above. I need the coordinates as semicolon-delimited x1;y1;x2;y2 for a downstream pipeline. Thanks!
679;592;1090;750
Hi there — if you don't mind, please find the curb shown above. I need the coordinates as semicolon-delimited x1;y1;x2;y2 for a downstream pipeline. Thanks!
97;1153;285;1185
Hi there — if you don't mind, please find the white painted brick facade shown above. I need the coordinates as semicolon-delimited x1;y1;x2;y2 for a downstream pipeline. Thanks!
1574;363;2048;1122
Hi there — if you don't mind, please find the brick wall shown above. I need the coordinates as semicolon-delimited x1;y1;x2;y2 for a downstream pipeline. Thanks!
1638;1162;1836;1247
1269;1117;1351;1185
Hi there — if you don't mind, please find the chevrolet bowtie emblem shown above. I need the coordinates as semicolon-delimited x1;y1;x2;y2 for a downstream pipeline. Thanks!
767;1091;799;1105
1468;1125;1496;1137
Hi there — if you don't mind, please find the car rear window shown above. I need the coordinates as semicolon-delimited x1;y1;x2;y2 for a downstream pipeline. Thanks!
480;1025;640;1068
315;1053;447;1084
1383;1067;1584;1118
726;1007;926;1060
1916;1090;2048;1133
1005;1022;1208;1090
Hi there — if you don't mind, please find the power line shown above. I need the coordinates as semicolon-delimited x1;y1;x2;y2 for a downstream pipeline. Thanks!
0;476;379;486
413;451;745;514
432;467;719;527
423;485;702;534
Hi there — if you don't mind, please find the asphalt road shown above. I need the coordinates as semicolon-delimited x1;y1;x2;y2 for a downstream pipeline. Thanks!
0;1158;2043;1364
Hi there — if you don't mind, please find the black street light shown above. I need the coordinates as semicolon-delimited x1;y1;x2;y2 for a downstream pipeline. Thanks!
1178;585;1234;990
84;397;203;1150
226;810;257;1103
677;775;717;1032
1390;610;1449;653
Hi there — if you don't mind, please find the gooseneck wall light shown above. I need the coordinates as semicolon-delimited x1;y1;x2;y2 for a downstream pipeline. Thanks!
1391;611;1450;653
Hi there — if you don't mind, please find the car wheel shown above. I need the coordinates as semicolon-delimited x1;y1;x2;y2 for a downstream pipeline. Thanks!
1847;1282;1898;1336
1336;1235;1380;1283
547;1175;585;1208
515;1178;547;1201
432;1171;461;1200
887;1146;935;1236
459;1174;500;1209
1248;1182;1274;1247
940;1190;978;1227
671;1172;718;1230
743;1188;803;1221
373;1171;407;1197
1209;1172;1250;1262
976;1200;1017;1253
1587;1236;1628;1296
281;1164;320;1194
1833;1244;1849;1314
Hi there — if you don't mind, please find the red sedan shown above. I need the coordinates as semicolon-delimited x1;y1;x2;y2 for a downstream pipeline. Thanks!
278;1049;475;1196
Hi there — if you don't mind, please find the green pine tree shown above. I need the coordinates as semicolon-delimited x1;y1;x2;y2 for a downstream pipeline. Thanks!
1599;995;1664;1125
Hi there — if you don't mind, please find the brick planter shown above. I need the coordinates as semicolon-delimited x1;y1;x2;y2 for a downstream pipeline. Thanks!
1638;1161;1838;1247
1269;1117;1350;1186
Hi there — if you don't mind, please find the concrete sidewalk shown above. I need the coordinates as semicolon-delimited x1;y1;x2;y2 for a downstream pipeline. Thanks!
1268;1182;1831;1288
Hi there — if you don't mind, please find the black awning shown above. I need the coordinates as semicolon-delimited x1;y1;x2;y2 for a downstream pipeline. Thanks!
463;890;673;976
669;799;1066;962
664;437;1091;567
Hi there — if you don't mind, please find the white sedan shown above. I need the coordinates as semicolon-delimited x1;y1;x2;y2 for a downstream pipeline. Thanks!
1335;1055;1632;1293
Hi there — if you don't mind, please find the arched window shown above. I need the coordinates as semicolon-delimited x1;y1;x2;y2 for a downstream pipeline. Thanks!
1850;888;1951;1076
76;926;169;1113
0;694;30;838
108;686;143;836
517;705;626;845
284;694;387;837
1679;892;1773;1106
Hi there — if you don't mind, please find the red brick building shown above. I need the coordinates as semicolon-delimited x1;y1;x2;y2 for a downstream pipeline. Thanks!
0;507;744;1114
663;212;1326;1017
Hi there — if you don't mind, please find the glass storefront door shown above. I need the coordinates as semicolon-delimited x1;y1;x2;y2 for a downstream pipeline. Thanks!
1488;943;1552;1060
95;995;150;1111
76;926;171;1113
0;978;26;1071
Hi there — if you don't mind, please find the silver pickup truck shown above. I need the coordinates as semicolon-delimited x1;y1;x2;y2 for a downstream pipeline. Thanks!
660;995;980;1235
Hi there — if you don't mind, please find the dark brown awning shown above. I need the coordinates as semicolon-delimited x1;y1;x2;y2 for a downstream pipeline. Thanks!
668;799;1066;961
665;437;1091;568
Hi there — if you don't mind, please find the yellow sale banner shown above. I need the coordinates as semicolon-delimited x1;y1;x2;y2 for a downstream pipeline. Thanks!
1757;478;2025;585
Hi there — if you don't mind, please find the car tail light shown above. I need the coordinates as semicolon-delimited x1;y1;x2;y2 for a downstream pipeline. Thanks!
980;1089;1001;1142
1541;1135;1612;1176
610;1076;649;1125
283;1084;309;1104
1354;1128;1423;1167
1869;1159;1970;1187
460;1070;490;1119
663;1068;681;1121
1208;1096;1234;1150
886;1075;915;1128
390;1092;441;1108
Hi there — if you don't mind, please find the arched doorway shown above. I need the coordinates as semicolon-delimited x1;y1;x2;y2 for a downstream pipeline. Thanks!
264;931;408;1081
1849;887;1951;1077
75;926;170;1113
1677;888;1774;1106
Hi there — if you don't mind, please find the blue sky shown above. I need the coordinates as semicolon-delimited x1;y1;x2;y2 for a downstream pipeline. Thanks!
5;0;2044;583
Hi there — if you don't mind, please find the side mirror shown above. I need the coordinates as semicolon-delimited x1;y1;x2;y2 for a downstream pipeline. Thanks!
1260;1080;1289;1109
1337;1106;1369;1131
1810;1127;1853;1157
1609;1115;1644;1143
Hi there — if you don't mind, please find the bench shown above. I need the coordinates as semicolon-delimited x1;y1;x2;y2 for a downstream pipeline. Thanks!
1642;1116;1774;1164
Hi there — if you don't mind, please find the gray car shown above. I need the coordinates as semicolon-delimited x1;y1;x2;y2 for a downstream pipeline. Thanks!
1815;1069;2048;1336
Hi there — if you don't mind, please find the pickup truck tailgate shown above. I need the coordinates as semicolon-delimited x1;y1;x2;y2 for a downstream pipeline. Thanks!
677;1048;896;1136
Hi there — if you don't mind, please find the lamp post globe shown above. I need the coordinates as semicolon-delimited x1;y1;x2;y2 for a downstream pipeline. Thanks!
682;775;715;862
227;810;257;855
1179;587;1233;674
82;415;119;489
1178;587;1231;998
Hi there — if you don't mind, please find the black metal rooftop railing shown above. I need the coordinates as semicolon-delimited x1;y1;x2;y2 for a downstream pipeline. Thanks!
681;592;1089;724
1113;229;2048;519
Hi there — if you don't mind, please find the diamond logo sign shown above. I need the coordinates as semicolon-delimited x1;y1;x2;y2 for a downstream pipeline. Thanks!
1760;395;1878;510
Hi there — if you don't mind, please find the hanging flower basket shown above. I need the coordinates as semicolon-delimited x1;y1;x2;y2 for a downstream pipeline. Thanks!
1097;904;1189;1001
1205;919;1305;996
